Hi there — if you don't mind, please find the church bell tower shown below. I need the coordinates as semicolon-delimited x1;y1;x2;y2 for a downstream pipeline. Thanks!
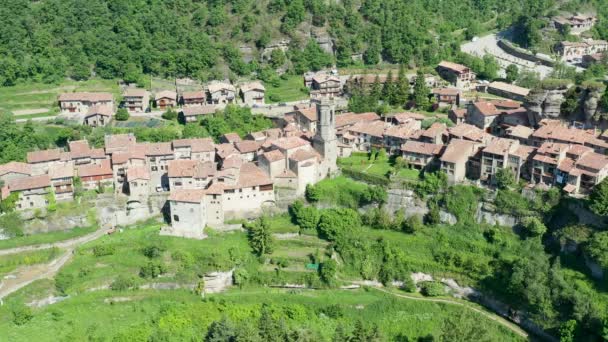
313;98;338;177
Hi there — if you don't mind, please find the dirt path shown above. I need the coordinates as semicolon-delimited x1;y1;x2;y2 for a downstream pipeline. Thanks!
372;287;528;339
0;228;109;300
0;228;108;256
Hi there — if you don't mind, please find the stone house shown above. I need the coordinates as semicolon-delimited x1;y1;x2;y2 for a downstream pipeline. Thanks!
58;92;114;115
168;160;216;190
401;141;444;170
486;82;530;102
432;88;461;107
143;142;174;191
557;40;608;62
180;105;216;123
235;140;261;162
77;160;114;190
122;88;150;113
0;162;32;183
168;189;209;239
111;146;147;193
104;134;137;155
181;91;206;107
126;166;151;199
27;149;64;175
207;81;236;105
310;74;341;99
436;61;476;89
1;175;51;211
154;90;178;110
480;138;534;184
553;14;597;35
172;138;215;161
448;108;467;125
440;139;483;183
293;106;318;133
84;105;113;127
419;123;447;145
240;81;265;105
49;162;74;201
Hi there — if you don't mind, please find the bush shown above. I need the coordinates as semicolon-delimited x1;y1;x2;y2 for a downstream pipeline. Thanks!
92;244;116;257
142;244;165;258
111;275;138;291
115;108;129;121
139;261;166;278
161;109;178;121
420;281;445;297
55;272;74;295
317;208;361;241
401;275;417;293
494;190;532;217
319;259;337;286
402;215;423;234
11;305;33;325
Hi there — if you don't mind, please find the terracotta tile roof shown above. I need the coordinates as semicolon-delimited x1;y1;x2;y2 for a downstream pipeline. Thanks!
491;99;523;110
77;160;112;178
532;124;588;145
240;81;265;93
391;112;427;123
567;144;593;157
261;150;285;163
448;123;486;142
168;189;207;203
577;152;608;171
348;120;386;138
289;149;320;162
221;155;244;170
127;165;151;181
506;125;534;140
537;141;569;156
421;122;447;138
271;136;311;150
182;91;206;100
312;74;340;84
437;61;470;74
511;145;536;160
222;133;242;144
232;163;272;188
111;145;147;165
172;138;215;153
440;139;478;163
235;140;261;154
384;122;420;139
181;105;216;116
5;174;51;193
68;140;92;159
263;128;282;139
168;160;216;178
58;92;113;102
401;141;443;155
0;162;32;177
144;142;173;156
86;105;113;117
472;101;500;116
488;82;530;97
216;143;238;159
208;81;236;94
27;149;62;164
335;112;380;128
248;131;266;140
49;162;74;179
123;88;148;97
105;134;137;154
558;158;576;173
483;138;519;155
154;90;177;101
296;107;317;122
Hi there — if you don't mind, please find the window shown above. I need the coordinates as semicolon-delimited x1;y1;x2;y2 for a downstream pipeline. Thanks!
30;202;34;207
173;215;179;222
151;166;158;171
174;181;182;186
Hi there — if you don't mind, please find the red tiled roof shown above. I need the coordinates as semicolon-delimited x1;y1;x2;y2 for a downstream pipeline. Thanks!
155;90;177;101
58;92;113;102
86;105;113;117
391;112;427;123
348;120;386;138
182;91;206;100
448;123;486;142
440;139;478;163
483;138;518;156
506;125;534;140
49;162;74;179
222;133;242;144
432;88;460;96
261;150;285;163
335;112;380;128
437;61;470;74
168;189;207;203
123;88;148;97
450;108;467;118
577;152;608;171
289;149;319;162
181;105;216;116
472;101;500;117
68;140;91;159
271;136;311;150
232;163;272;188
401;141;443;155
296;107;317;122
235;140;260;154
105;134;137;153
144;142;173;156
5;174;51;193
0;162;32;177
421;122;447;138
77;160;112;178
27;149;62;164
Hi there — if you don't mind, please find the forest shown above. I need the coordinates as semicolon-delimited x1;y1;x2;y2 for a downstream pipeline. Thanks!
2;0;606;86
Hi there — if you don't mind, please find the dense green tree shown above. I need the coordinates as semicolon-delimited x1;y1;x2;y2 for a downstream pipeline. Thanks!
589;178;608;216
317;208;361;241
413;70;430;109
521;217;547;238
480;55;499;80
505;64;519;83
586;232;608;269
269;49;286;69
115;108;130;121
395;65;410;106
161;109;178;121
559;320;577;342
495;168;516;190
247;216;274;256
382;70;396;105
258;305;286;342
320;259;337;285
439;312;491;342
206;317;237;342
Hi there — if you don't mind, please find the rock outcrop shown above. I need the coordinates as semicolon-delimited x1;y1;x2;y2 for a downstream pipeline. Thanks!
525;87;568;125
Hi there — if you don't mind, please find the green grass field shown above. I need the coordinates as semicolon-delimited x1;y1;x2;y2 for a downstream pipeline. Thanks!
0;79;120;117
0;226;97;250
0;248;62;277
265;75;309;103
0;285;524;341
338;153;420;181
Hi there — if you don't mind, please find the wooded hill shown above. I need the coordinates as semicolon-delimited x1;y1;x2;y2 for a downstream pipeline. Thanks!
2;0;603;86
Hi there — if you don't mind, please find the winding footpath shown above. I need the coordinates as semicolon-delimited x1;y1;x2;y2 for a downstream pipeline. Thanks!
0;228;108;300
372;287;529;339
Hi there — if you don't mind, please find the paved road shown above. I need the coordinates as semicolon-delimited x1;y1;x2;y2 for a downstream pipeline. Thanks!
0;228;108;300
461;34;554;79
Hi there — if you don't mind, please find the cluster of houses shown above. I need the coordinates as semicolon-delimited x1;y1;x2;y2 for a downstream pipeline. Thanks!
556;39;608;64
552;13;597;35
58;80;266;126
288;95;608;196
0;99;339;239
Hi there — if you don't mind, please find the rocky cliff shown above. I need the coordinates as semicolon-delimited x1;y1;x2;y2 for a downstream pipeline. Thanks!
525;87;568;125
525;84;606;126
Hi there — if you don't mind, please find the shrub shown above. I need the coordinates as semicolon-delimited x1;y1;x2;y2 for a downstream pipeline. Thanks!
55;272;74;295
402;215;423;234
115;108;129;121
161;109;178;121
317;208;361;241
318;304;344;318
111;275;138;291
142;244;165;258
319;259;337;286
11;305;33;325
92;244;116;257
521;217;547;238
139;261;166;278
401;275;417;293
420;281;445;297
494;190;532;217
